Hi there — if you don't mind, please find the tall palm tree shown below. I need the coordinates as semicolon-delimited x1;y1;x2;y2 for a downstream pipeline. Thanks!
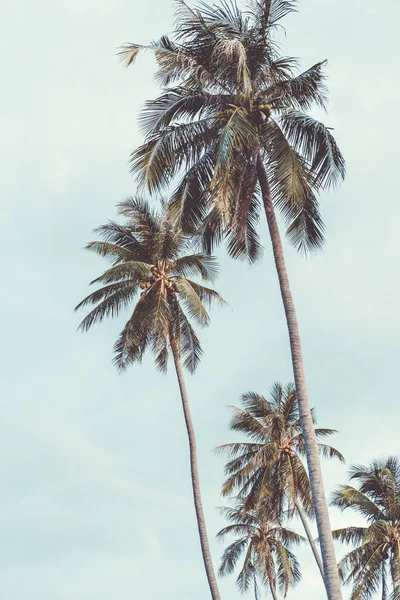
215;382;344;583
217;502;304;599
331;457;400;600
75;196;225;600
119;3;345;598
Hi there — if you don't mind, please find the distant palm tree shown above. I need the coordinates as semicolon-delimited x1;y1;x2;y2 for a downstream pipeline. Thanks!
332;457;400;600
217;502;304;600
120;3;345;598
75;196;225;600
216;383;344;582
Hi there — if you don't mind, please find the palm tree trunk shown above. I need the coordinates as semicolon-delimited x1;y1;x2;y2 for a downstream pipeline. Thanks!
257;156;342;600
295;500;325;581
171;343;221;600
382;563;387;600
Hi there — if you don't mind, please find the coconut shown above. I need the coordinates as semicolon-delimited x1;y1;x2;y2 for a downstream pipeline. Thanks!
260;104;272;117
140;282;146;289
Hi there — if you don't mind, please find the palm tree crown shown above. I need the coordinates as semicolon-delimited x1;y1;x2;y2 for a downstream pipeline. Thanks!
216;383;344;515
217;501;304;599
75;196;224;371
120;0;345;258
332;457;400;600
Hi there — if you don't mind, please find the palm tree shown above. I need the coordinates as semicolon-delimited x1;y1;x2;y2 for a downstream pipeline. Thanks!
331;457;400;600
75;196;225;600
217;502;304;599
215;382;344;584
119;3;345;598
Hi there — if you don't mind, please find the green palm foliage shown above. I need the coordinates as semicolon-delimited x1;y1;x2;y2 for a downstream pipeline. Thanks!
217;502;304;599
75;196;223;370
216;383;344;578
119;0;345;257
332;457;400;600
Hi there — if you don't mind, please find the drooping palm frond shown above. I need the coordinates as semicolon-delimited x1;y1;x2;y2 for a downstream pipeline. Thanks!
279;110;346;189
266;61;328;112
130;118;220;194
261;119;326;253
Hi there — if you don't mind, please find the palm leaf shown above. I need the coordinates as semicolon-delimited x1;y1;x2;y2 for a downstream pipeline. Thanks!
280;110;346;189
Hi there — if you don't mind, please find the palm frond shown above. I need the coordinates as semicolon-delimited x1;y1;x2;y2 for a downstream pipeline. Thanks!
139;88;231;135
117;43;145;67
177;303;203;372
331;486;386;522
85;241;138;264
130;118;219;193
170;253;219;281
76;285;137;332
75;280;137;312
317;443;345;463
267;61;328;111
280;110;346;189
219;537;250;576
236;545;255;593
332;527;367;546
181;278;226;309
175;276;210;325
261;121;325;253
89;261;150;285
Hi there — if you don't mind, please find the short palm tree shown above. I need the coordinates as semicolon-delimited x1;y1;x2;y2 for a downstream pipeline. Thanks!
120;3;345;598
75;196;225;600
332;457;400;600
217;502;304;600
216;383;344;582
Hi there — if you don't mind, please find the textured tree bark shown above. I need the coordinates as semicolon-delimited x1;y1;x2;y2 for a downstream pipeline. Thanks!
257;156;342;600
172;344;221;600
295;500;325;582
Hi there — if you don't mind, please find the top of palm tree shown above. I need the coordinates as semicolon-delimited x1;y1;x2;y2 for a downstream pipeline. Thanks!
332;457;400;524
216;382;344;517
118;0;345;258
331;457;400;600
217;500;304;597
75;196;225;372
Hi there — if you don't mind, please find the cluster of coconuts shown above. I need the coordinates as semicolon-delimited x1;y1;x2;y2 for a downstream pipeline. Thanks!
258;102;272;117
281;444;295;457
139;265;177;297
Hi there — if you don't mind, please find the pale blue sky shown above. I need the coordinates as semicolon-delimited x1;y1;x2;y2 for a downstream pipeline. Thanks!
1;0;399;599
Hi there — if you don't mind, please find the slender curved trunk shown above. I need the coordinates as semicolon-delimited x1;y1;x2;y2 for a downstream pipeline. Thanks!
295;500;325;581
257;156;342;600
382;563;387;600
171;343;221;600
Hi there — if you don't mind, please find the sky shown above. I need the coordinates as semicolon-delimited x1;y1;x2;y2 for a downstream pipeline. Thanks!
1;0;399;598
